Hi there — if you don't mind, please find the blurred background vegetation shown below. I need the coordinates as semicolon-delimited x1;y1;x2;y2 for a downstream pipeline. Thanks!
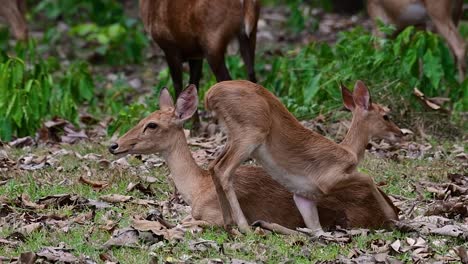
0;0;466;141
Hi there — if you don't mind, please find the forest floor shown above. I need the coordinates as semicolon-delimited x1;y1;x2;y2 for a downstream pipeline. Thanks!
1;4;467;264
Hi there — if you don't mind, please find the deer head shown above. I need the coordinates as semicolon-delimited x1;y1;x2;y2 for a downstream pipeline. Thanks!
341;80;403;142
109;85;198;155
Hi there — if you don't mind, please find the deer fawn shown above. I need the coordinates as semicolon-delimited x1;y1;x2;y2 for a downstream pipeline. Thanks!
367;0;466;81
139;0;260;130
0;0;28;40
205;80;403;234
109;84;399;232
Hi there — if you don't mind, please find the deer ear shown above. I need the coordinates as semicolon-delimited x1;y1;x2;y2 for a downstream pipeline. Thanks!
175;84;198;123
341;82;355;111
353;80;372;110
159;88;174;110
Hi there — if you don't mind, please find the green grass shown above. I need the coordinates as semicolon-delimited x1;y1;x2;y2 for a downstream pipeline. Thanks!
1;140;466;262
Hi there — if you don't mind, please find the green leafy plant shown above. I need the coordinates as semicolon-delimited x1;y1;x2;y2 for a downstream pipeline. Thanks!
0;49;94;141
255;26;466;117
70;21;148;65
34;0;124;25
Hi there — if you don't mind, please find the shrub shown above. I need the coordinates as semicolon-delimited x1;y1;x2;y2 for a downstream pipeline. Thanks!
70;21;148;65
0;44;94;141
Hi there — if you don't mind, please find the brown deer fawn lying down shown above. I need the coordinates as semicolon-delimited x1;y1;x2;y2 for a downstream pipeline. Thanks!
109;84;399;231
139;0;260;129
205;80;403;235
367;0;466;81
0;0;28;40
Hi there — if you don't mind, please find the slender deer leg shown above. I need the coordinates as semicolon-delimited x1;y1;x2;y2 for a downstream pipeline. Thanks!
426;1;466;81
1;0;28;40
164;52;184;97
209;145;234;227
293;194;324;236
451;0;463;27
212;140;261;233
189;59;203;132
206;45;232;82
252;220;303;236
238;31;257;83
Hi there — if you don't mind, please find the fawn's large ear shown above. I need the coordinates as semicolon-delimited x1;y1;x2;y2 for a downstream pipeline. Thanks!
341;82;355;111
159;88;174;110
353;80;372;110
175;84;198;123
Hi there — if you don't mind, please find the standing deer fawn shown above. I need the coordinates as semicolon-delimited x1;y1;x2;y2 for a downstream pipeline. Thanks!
367;0;466;81
109;84;399;232
205;80;403;234
139;0;260;130
0;0;28;40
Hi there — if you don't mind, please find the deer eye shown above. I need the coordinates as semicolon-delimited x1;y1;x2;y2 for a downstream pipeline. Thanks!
145;123;158;130
383;115;390;121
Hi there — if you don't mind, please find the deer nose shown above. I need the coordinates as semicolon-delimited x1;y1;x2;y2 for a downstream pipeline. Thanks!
109;143;119;154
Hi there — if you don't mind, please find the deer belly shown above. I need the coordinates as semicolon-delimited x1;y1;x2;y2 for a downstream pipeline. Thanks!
253;145;322;196
398;2;428;25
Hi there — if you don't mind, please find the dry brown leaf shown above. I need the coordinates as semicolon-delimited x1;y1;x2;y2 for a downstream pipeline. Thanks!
19;194;46;210
9;137;35;148
79;176;109;190
36;245;78;263
100;194;132;203
102;228;139;249
72;211;95;225
131;218;166;235
457;247;468;264
18;223;42;235
99;220;119;233
390;240;401;253
0;238;21;248
18;252;37;264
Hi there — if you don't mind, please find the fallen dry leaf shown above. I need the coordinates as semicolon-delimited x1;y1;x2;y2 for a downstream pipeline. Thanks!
19;194;46;210
457;247;468;264
102;228;139;249
18;223;42;235
36;245;78;263
100;194;132;203
79;176;109;190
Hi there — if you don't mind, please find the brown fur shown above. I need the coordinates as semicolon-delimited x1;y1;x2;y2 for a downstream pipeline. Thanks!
205;80;401;232
0;0;28;40
367;0;466;81
139;0;260;129
110;85;399;231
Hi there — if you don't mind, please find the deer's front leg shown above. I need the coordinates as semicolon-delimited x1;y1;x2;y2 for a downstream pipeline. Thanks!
212;141;259;233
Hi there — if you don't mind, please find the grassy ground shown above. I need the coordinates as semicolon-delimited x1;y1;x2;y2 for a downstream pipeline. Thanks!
1;2;467;263
1;138;466;263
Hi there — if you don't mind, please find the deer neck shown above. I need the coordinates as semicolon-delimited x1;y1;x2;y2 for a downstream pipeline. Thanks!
162;130;204;205
340;114;370;163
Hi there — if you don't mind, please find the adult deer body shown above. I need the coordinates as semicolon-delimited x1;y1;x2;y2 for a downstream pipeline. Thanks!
206;80;402;234
367;0;466;80
139;0;260;129
110;84;399;231
0;0;28;40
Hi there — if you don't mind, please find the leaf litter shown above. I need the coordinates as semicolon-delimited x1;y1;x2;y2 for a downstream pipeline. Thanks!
0;109;467;262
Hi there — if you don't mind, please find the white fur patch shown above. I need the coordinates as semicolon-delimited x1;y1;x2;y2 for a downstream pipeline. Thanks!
399;2;428;24
254;145;320;195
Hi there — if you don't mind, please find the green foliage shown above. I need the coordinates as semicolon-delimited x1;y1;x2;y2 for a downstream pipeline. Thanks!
32;0;149;65
107;103;154;136
34;0;124;25
0;44;94;141
70;21;148;65
257;26;465;117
